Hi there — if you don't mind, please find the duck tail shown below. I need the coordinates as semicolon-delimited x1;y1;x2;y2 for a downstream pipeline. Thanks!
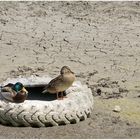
42;89;48;94
42;84;49;94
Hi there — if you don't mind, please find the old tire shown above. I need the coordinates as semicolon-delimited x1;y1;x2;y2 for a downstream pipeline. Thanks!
0;75;94;127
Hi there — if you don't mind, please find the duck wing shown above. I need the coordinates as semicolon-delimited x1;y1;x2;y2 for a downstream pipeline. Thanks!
0;91;14;102
1;86;13;92
42;75;63;93
1;85;17;96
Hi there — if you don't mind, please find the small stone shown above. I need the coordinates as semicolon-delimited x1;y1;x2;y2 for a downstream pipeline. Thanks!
113;105;121;112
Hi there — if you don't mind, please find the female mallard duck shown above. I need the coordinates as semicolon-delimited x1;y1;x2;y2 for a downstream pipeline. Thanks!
42;66;75;100
0;82;28;103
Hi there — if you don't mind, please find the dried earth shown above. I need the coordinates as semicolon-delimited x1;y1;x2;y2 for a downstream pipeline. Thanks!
0;1;140;139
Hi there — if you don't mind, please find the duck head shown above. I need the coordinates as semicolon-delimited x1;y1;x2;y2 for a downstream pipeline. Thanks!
60;66;75;75
12;82;28;94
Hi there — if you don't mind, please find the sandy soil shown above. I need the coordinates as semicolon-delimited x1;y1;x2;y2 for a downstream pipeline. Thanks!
0;1;140;139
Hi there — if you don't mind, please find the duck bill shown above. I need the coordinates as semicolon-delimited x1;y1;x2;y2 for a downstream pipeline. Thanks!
22;87;28;94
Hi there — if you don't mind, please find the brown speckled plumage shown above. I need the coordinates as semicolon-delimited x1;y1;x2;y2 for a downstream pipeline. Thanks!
42;66;75;99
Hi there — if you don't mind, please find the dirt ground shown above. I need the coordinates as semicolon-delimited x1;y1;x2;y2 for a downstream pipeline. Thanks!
0;1;140;139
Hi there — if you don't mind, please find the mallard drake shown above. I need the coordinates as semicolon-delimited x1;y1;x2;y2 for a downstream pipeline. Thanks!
0;82;28;103
42;66;75;100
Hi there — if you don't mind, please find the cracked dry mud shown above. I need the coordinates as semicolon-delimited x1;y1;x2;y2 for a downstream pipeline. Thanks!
0;1;140;139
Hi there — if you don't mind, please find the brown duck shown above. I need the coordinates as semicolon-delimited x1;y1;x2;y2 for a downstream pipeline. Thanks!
42;66;75;99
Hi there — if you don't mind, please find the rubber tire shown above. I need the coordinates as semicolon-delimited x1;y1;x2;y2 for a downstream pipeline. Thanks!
0;75;94;127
